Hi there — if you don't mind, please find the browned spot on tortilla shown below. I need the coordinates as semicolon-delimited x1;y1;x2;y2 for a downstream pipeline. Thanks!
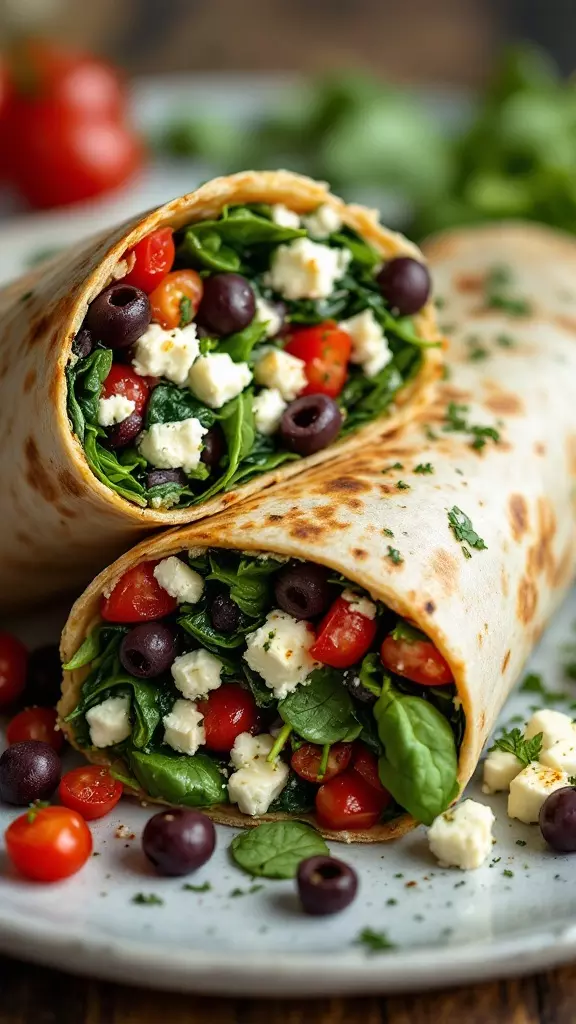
290;524;323;540
485;390;523;416
479;711;486;732
322;475;369;495
379;484;395;496
424;600;436;615
509;494;529;542
429;548;459;597
500;567;509;598
23;368;37;393
555;314;576;334
517;576;538;624
267;514;283;523
534;442;546;456
477;632;483;648
353;548;368;560
58;469;82;497
438;384;472;404
57;506;76;520
526;497;557;585
27;312;52;348
454;272;484;294
501;650;511;674
24;436;58;502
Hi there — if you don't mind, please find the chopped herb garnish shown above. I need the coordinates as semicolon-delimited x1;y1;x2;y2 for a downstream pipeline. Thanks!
454;880;466;888
21;290;33;302
569;776;576;786
386;546;403;565
396;480;410;490
520;673;544;694
461;545;472;560
182;881;212;892
443;402;500;451
132;893;164;906
263;630;276;653
386;898;398;906
496;332;515;348
503;869;514;878
467;336;489;361
414;462;434;475
383;528;394;537
435;296;446;309
178;295;193;328
382;462;404;473
484;265;532;317
355;928;396;953
424;425;438;441
441;364;451;381
230;884;264;897
394;872;404;879
489;727;543;768
515;840;527;847
447;506;487;553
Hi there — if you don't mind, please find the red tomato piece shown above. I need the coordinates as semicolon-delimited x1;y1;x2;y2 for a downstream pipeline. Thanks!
59;766;123;821
4;40;125;119
201;684;259;754
381;633;453;686
101;363;150;416
5;805;92;882
351;743;389;796
291;742;352;783
0;632;27;709
315;770;386;831
310;596;377;669
149;270;204;330
123;228;175;294
7;707;63;752
285;321;351;398
101;561;177;623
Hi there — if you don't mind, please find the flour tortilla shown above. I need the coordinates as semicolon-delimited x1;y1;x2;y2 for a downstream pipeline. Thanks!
59;221;576;842
0;170;439;611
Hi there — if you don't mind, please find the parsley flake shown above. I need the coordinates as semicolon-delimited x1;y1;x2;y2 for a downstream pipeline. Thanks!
182;881;212;892
230;884;264;897
386;546;403;565
569;776;576;786
396;480;410;490
443;402;500;451
435;296;446;310
503;869;514;878
484;265;532;317
496;332;516;348
355;928;396;953
382;462;404;473
424;424;438;441
178;295;193;328
132;893;164;906
447;506;487;553
383;528;394;537
414;462;434;475
263;630;276;653
466;336;489;361
489;727;543;767
515;840;527;847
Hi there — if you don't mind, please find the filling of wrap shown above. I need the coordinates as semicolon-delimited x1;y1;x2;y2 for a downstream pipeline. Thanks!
66;203;434;510
63;549;463;831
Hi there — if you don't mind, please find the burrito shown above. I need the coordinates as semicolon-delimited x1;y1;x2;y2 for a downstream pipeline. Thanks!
0;170;440;610
58;222;576;842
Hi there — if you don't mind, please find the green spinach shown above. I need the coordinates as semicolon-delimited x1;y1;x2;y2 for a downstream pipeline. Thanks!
206;552;279;618
268;772;317;814
63;624;127;671
68;674;162;750
178;205;304;273
230;821;328;878
145;383;216;430
217;318;269;362
129;749;227;807
66;349;113;441
279;667;359;744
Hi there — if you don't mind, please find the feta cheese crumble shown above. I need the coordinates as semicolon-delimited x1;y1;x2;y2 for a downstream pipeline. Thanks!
428;799;495;870
540;737;576;775
270;204;301;230
254;348;307;402
482;749;522;794
341;588;377;620
252;387;287;435
243;609;319;699
188;353;252;409
97;395;135;427
171;649;223;700
303;203;342;239
255;296;283;338
86;695;131;748
524;709;575;751
153;556;204;604
227;731;289;815
508;762;569;823
163;699;205;755
230;732;277;769
265;237;350;300
339;309;392;378
132;322;199;386
138;417;207;473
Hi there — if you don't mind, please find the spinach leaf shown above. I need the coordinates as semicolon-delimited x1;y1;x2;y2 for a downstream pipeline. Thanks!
63;624;128;671
66;349;113;441
178;606;260;652
332;230;381;269
206;551;279;618
374;682;459;825
145;481;190;510
217;318;269;362
145;383;215;429
178;206;304;273
68;673;162;750
353;704;383;756
129;749;227;807
357;653;385;699
279;667;358;744
268;772;316;814
230;821;328;878
225;432;299;487
242;664;277;707
83;424;147;506
194;391;256;504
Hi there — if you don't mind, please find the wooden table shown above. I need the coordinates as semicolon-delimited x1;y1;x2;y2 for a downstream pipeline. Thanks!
2;956;576;1022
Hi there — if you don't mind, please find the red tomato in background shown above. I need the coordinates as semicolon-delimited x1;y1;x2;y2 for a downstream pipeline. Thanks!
7;707;63;752
123;228;176;294
0;632;28;709
5;805;92;882
102;364;150;416
291;742;352;783
149;270;204;330
351;743;387;794
201;684;259;754
59;766;123;821
285;321;351;398
101;561;177;623
315;770;388;831
310;596;377;669
4;40;125;118
380;633;453;686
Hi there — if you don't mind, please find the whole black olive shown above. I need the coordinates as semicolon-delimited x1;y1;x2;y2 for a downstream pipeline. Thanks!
146;468;188;490
106;411;143;449
209;593;241;633
197;274;256;335
120;622;176;678
297;855;358;915
376;257;431;316
540;787;576;852
85;283;151;349
274;562;332;620
280;394;342;456
72;327;93;359
142;809;216;876
201;426;225;469
0;741;61;805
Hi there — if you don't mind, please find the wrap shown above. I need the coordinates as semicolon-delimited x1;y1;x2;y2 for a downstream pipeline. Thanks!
0;170;440;612
59;222;576;842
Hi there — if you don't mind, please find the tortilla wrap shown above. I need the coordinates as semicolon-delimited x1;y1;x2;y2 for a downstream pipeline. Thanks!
59;221;576;842
0;170;440;612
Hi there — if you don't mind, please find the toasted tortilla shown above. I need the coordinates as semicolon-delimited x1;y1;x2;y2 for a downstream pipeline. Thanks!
59;221;576;842
0;170;440;611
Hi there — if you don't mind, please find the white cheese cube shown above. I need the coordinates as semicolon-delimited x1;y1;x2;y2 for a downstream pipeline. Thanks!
243;609;319;699
339;309;392;378
482;749;522;794
341;588;377;620
508;762;569;824
524;709;574;751
428;799;495;870
227;757;289;816
132;322;199;386
254;348;307;402
540;735;576;775
252;388;287;435
163;699;205;755
230;732;275;769
138;417;207;473
255;296;283;339
171;649;223;700
303;203;342;239
188;353;252;409
264;237;350;300
97;395;135;427
153;556;204;604
86;695;131;748
271;204;301;229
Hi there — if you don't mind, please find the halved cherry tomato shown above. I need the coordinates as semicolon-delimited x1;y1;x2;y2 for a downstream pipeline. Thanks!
101;561;177;623
5;805;92;882
59;765;123;821
7;707;63;752
101;363;150;416
310;596;377;669
149;269;204;330
285;321;351;398
351;743;388;794
315;770;387;831
201;683;259;754
123;228;175;293
0;632;27;709
291;742;352;784
381;633;453;686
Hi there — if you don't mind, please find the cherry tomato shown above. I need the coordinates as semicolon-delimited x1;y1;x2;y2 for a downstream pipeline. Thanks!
381;633;453;686
201;684;259;754
7;707;63;753
310;596;377;670
123;228;175;294
5;805;92;881
0;632;27;709
291;742;352;783
102;363;150;416
315;770;387;831
351;743;388;794
101;561;177;623
285;321;351;398
59;765;123;821
149;270;204;330
4;40;125;119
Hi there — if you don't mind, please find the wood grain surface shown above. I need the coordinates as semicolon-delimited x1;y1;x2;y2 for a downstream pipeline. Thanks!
2;956;576;1023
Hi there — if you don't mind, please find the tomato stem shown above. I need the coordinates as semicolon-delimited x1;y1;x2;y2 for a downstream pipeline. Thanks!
317;743;331;781
267;723;292;762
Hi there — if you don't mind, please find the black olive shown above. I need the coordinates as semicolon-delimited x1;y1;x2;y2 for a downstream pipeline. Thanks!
274;562;333;620
197;274;256;335
0;741;61;805
72;327;93;359
106;411;143;449
85;283;151;349
376;257;431;316
120;622;176;678
142;809;216;876
209;593;241;633
297;855;358;915
280;394;342;456
201;426;226;469
146;468;188;489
